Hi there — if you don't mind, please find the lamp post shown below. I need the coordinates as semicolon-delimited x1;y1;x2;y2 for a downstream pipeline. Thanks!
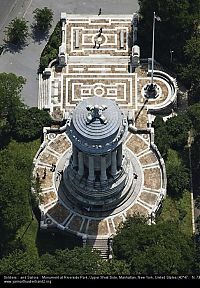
145;12;160;98
151;11;156;86
170;49;174;63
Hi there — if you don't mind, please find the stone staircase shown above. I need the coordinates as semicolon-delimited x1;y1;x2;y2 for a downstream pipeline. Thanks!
38;74;50;110
86;238;110;259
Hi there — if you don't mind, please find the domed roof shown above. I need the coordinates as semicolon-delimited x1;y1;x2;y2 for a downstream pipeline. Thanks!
67;96;128;154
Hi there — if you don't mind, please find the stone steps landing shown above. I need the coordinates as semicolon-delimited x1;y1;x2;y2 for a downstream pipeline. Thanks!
38;74;50;110
86;238;110;259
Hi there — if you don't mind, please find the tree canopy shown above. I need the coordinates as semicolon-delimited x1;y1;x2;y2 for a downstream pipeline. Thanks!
166;149;190;198
0;73;51;146
0;250;43;275
153;116;171;157
166;114;191;150
13;107;52;142
188;104;200;135
4;18;29;46
153;113;191;157
0;247;129;275
33;7;54;32
39;22;61;72
138;0;197;63
113;215;195;275
0;140;39;256
0;73;25;147
40;248;103;275
138;0;200;103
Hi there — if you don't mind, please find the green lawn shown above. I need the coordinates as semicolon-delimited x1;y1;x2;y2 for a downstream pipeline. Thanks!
14;139;41;256
17;217;39;256
158;190;193;236
17;216;81;257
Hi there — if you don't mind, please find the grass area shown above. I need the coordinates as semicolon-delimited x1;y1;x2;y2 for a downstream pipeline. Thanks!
17;217;39;256
14;139;41;256
158;190;193;236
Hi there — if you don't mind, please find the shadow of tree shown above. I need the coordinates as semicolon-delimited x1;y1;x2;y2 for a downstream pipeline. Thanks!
31;25;49;44
36;228;82;256
2;41;29;54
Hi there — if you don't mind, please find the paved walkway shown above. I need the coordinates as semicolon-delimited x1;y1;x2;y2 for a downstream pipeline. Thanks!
0;0;139;107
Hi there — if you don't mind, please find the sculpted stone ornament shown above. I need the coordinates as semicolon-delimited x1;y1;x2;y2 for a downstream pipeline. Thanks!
86;104;108;124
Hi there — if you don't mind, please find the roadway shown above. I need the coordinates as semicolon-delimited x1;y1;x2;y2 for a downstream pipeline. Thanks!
0;0;139;107
0;0;31;43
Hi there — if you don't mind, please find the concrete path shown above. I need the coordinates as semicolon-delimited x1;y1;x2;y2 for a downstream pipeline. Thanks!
0;0;139;107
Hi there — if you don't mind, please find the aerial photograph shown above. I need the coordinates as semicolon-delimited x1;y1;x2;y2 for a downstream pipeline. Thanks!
0;0;200;283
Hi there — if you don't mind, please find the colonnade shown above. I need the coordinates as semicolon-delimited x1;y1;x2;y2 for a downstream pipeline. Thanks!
72;144;123;182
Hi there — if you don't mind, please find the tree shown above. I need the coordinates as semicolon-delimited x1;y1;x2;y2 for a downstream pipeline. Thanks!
181;37;200;103
138;0;196;64
0;73;25;147
100;259;130;275
42;247;103;274
13;107;52;142
195;196;200;210
4;18;29;46
40;247;104;275
188;104;200;135
165;113;192;150
33;7;54;32
113;215;195;275
40;247;130;275
0;250;43;274
196;216;200;234
191;135;200;197
153;113;191;157
0;140;39;256
153;116;170;157
194;234;200;273
0;247;129;275
166;149;190;198
39;22;61;72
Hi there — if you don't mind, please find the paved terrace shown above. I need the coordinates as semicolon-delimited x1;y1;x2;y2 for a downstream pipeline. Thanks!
33;131;165;238
65;15;132;56
38;14;176;128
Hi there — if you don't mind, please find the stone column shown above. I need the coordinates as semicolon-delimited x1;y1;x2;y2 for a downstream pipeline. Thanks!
100;156;107;182
88;156;95;181
111;150;117;176
78;151;84;176
72;145;78;168
117;144;123;168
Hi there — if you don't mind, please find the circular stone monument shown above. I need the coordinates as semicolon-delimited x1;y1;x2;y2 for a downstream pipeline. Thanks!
63;96;137;212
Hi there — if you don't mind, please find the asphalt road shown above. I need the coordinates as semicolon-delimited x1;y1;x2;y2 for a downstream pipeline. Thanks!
0;0;16;31
0;0;31;42
0;0;139;107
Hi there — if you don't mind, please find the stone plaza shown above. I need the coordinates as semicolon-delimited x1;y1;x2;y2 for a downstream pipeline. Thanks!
34;12;177;258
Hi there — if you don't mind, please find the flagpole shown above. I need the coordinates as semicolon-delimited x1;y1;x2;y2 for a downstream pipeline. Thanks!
151;11;155;86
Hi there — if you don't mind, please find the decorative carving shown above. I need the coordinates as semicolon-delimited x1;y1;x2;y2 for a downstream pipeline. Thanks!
86;104;108;124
